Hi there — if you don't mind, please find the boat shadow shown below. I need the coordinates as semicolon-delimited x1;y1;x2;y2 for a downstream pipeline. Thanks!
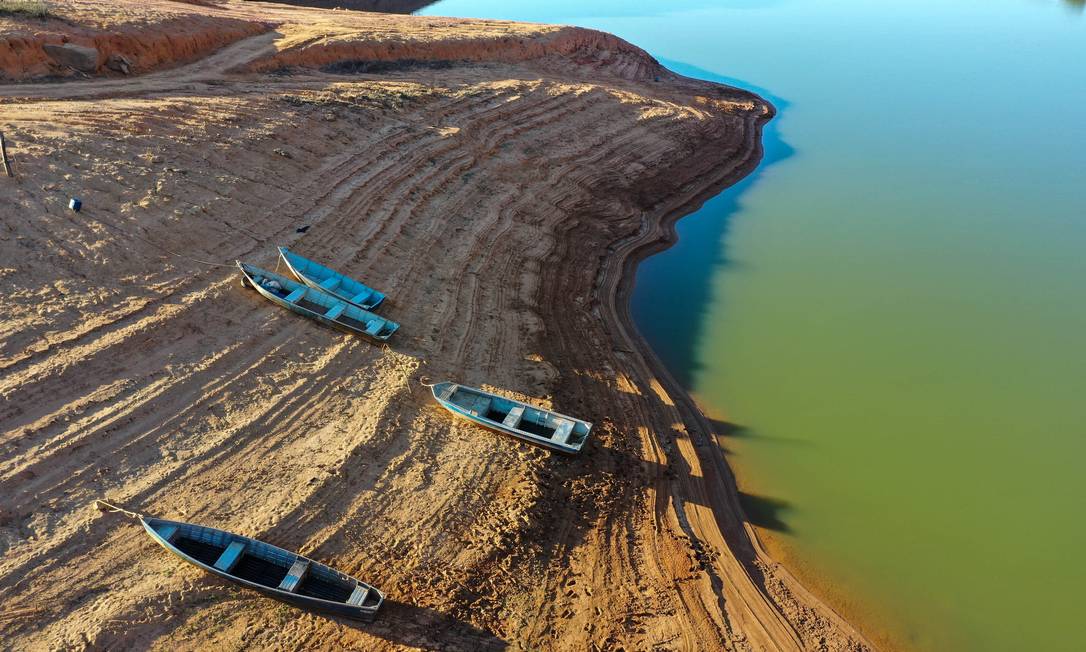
334;599;508;651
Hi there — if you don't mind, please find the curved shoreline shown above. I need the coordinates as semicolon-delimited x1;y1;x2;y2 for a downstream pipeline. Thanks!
605;67;890;652
593;99;877;650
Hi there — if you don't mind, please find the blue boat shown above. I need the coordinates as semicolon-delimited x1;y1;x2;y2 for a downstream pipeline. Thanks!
429;381;592;454
278;247;385;311
96;501;383;622
237;261;398;342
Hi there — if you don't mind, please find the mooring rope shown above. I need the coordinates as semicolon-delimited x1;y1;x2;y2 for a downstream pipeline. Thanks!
94;499;143;520
383;344;414;392
84;211;235;269
418;376;437;388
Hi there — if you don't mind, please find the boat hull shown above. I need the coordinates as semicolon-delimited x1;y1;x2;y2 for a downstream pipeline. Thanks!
278;247;385;311
238;262;397;343
438;401;579;454
431;382;591;454
141;518;382;622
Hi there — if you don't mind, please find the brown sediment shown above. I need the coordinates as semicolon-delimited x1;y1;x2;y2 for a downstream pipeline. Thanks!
0;1;873;650
0;0;268;80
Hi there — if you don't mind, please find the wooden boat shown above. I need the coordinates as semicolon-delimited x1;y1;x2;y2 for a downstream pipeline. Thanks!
429;381;592;454
278;247;385;311
95;501;383;622
238;262;398;342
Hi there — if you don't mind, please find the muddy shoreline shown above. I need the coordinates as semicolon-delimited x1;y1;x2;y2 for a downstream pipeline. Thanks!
1;2;871;649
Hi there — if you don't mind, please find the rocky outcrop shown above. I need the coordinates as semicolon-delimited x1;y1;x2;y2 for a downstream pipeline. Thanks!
247;23;667;82
104;53;132;75
0;11;265;81
41;42;99;73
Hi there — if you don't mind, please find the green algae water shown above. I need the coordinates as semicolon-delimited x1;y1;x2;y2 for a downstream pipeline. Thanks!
422;1;1086;650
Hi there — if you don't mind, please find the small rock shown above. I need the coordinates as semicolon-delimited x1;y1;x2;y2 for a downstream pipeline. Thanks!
105;53;132;75
42;43;100;74
273;148;292;159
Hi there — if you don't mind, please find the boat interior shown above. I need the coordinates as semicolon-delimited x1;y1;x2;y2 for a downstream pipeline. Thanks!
244;265;396;339
151;520;381;609
444;385;589;447
250;271;296;301
286;250;383;309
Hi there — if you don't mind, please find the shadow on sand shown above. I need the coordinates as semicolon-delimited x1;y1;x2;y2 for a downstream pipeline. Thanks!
338;599;509;650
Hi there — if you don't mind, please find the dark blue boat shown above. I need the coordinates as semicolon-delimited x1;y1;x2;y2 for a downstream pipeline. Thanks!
96;502;383;622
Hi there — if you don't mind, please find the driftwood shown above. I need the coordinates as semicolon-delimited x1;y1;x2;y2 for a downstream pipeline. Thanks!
0;131;12;178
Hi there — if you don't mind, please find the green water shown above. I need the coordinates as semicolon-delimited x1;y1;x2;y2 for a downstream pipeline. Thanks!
422;1;1086;650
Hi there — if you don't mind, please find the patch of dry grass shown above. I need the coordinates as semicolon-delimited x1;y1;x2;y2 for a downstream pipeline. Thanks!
0;0;52;19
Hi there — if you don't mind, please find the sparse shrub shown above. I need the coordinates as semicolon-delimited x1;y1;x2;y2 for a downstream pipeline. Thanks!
0;0;52;19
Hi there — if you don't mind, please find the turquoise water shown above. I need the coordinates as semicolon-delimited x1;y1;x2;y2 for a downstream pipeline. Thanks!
422;2;1086;650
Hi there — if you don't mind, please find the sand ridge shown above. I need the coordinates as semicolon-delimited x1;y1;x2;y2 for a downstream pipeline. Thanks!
1;2;872;650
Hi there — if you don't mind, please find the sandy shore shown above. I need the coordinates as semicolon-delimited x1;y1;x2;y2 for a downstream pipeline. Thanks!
1;2;871;650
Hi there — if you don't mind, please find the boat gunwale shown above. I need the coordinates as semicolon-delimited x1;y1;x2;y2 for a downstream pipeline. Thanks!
432;382;591;454
141;517;383;614
277;246;385;311
237;261;397;342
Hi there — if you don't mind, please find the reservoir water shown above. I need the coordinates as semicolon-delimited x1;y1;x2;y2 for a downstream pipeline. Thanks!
421;2;1086;650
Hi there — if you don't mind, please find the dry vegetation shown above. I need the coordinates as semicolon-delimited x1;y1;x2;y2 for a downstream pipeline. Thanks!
0;1;52;20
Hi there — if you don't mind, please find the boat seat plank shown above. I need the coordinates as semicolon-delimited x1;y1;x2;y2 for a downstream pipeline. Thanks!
438;385;455;402
157;524;180;543
503;405;525;428
319;277;341;292
284;288;306;304
346;584;370;607
213;540;247;573
553;419;574;445
364;320;383;336
350;290;372;305
277;558;310;593
469;396;491;417
324;303;347;321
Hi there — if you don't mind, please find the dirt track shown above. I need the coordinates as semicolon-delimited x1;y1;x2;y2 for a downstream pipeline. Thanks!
1;3;872;650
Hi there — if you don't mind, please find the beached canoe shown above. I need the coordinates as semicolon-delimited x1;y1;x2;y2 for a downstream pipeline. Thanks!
238;262;398;342
429;381;592;454
96;501;383;622
278;247;385;311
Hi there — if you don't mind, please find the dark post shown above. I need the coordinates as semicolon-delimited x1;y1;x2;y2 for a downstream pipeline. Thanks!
0;131;12;178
